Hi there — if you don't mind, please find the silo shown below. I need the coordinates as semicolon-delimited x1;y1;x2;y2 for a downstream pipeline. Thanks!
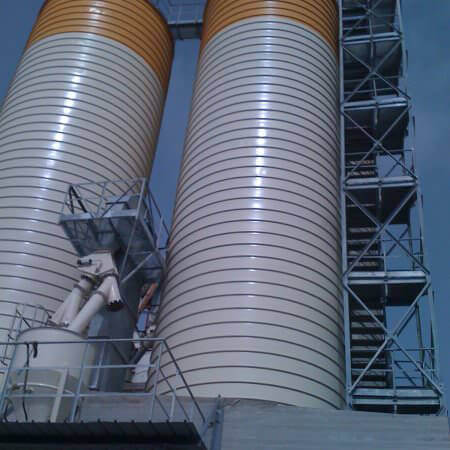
155;0;343;409
0;0;172;343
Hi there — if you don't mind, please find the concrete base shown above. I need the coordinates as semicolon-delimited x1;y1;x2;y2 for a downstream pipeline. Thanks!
79;397;450;449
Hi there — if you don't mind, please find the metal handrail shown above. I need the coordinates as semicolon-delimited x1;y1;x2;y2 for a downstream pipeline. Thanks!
0;303;50;365
60;177;169;287
0;337;206;425
352;347;438;388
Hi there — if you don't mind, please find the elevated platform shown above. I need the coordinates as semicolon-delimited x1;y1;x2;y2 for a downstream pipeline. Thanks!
169;19;203;39
150;0;205;39
3;399;447;449
348;270;427;306
346;175;415;189
78;398;450;449
344;97;409;152
343;32;402;101
59;178;169;285
0;337;214;449
343;0;398;38
353;388;442;415
346;175;416;226
0;421;205;450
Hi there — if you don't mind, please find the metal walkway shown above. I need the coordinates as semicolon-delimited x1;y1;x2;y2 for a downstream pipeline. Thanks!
59;178;169;288
151;0;205;39
0;421;205;450
0;337;220;449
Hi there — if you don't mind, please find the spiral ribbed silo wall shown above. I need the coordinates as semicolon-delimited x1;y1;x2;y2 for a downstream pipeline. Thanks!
0;0;172;343
155;0;344;409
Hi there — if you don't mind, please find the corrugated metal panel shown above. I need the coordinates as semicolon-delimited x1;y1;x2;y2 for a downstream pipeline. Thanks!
155;14;343;409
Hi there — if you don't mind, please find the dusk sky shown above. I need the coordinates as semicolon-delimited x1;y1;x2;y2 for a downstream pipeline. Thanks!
0;1;448;405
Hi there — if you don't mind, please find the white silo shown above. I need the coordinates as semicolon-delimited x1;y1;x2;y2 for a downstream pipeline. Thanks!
0;0;172;362
155;0;344;409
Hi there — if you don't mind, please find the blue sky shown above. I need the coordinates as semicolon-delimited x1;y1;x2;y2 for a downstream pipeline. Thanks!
0;1;448;405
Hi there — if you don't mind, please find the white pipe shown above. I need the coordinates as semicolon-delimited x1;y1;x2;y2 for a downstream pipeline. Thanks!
51;297;69;325
68;277;113;334
51;277;94;326
107;276;121;309
62;277;94;325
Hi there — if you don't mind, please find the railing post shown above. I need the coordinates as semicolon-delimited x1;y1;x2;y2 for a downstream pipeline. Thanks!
69;340;89;423
149;341;163;421
98;181;107;216
0;342;18;419
169;365;178;421
50;368;69;423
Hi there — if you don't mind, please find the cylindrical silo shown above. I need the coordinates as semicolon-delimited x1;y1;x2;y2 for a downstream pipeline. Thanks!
155;0;344;409
0;0;172;344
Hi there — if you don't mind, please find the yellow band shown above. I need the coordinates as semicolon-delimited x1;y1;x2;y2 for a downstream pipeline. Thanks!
26;0;173;90
202;0;338;55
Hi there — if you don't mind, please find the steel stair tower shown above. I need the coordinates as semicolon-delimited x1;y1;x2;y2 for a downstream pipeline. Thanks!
339;0;445;413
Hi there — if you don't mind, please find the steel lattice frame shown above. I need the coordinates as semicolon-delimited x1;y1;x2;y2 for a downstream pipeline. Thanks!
339;0;445;414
